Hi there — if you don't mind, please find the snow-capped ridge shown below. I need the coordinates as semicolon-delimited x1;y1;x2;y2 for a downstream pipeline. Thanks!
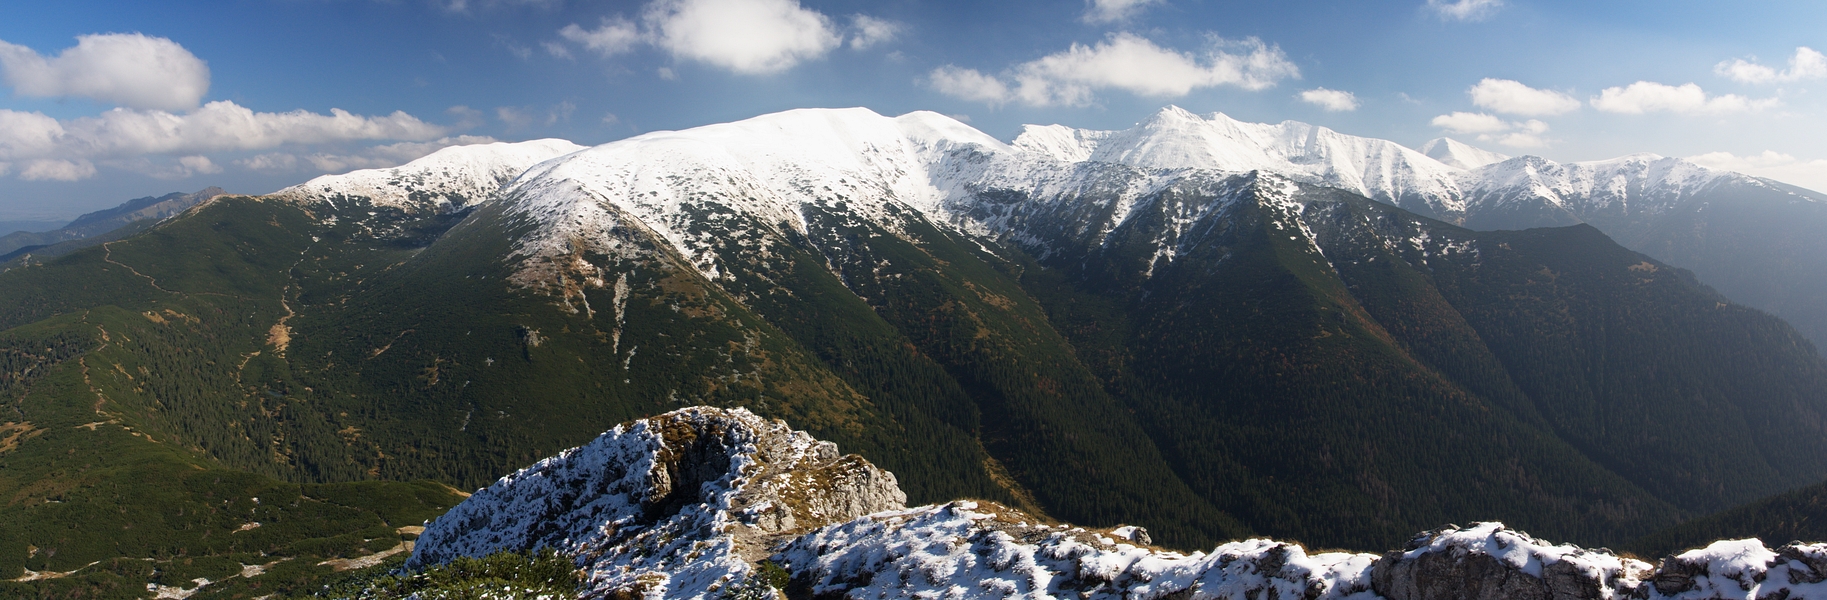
1419;137;1509;169
272;138;585;211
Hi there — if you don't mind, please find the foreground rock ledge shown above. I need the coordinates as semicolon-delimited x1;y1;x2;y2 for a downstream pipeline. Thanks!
408;407;1827;599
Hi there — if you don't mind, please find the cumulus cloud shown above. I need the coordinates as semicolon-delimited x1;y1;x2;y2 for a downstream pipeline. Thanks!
0;33;210;111
560;17;642;57
848;15;902;50
1688;150;1827;193
0;101;447;181
552;0;899;74
1298;88;1358;111
1430;111;1548;148
931;33;1298;107
1431;111;1509;134
1590;81;1778;114
644;0;842;74
928;66;1012;104
1426;0;1503;21
1468;78;1580;116
1716;47;1827;85
1082;0;1163;23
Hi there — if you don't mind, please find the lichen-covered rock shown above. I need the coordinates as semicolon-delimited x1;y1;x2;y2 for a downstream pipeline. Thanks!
406;406;904;599
1371;523;1651;600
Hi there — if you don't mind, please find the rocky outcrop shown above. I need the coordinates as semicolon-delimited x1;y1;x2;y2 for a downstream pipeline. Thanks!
1372;523;1650;600
409;407;1827;600
406;406;904;599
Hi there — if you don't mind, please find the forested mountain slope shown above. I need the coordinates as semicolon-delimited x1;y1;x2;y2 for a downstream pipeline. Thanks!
0;108;1824;589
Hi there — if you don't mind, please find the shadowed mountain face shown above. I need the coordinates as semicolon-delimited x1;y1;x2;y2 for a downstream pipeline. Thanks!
1;109;1825;574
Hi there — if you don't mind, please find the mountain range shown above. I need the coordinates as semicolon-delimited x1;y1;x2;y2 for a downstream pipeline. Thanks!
0;106;1824;597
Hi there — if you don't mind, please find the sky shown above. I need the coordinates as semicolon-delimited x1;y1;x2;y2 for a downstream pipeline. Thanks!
1;0;1824;222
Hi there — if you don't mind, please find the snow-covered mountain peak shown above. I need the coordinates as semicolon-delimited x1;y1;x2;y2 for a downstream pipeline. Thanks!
1011;123;1113;163
272;138;584;212
497;107;1017;285
1419;137;1509;169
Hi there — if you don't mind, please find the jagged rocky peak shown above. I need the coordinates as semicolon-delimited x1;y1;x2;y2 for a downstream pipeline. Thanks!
271;138;586;212
407;406;1827;600
406;406;905;599
1419;137;1510;170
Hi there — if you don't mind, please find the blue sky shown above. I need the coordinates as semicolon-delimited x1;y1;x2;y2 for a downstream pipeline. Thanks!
1;0;1824;220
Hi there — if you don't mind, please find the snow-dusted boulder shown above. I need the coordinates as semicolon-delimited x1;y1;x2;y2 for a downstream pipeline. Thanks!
1372;523;1651;600
406;406;904;599
1647;539;1827;599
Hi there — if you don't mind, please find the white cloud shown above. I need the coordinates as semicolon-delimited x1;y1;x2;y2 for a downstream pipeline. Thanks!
0;33;210;111
1430;112;1549;148
1430;111;1509;134
1082;0;1163;23
236;152;298;173
0;101;447;181
1468;78;1580;116
1298;88;1358;111
848;15;901;50
927;66;1011;104
1715;47;1827;85
559;18;643;57
643;0;842;74
235;135;499;175
18;159;96;182
1426;0;1503;21
1688;150;1827;192
179;155;220;175
1590;81;1778;114
932;33;1298;106
496;103;573;131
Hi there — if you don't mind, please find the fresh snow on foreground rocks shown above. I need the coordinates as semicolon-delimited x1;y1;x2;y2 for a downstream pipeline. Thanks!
408;407;1827;599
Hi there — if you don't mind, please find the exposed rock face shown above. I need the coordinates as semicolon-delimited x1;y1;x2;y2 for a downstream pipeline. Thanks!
410;407;1827;600
406;406;904;599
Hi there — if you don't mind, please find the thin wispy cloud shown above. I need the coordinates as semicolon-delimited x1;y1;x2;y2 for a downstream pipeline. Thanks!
929;33;1298;107
1426;0;1503;21
1082;0;1163;24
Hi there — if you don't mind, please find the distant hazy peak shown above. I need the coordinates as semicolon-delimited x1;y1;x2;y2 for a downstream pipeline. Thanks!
1419;137;1510;170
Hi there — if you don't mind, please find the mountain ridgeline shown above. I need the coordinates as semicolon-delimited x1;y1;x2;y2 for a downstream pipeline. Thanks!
1;107;1825;593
